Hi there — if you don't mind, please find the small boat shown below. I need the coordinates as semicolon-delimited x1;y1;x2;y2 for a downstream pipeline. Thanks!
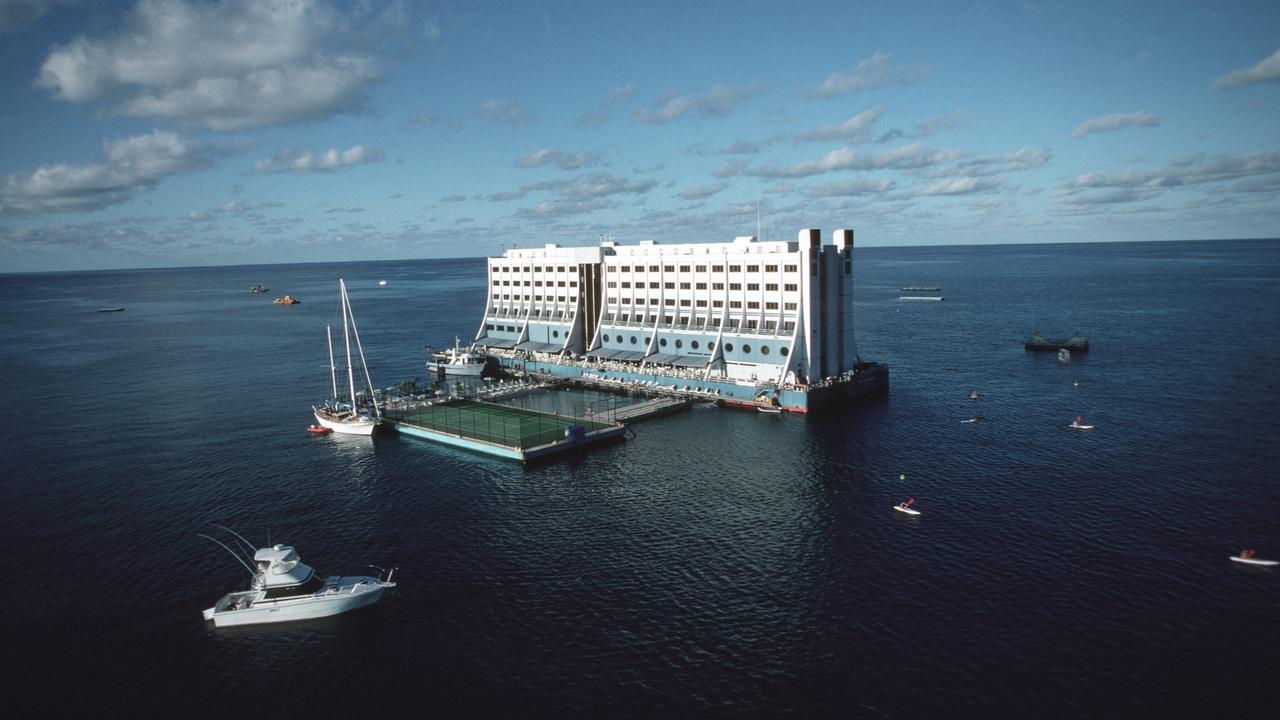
378;279;387;287
95;307;125;313
250;285;270;294
899;296;943;301
313;279;382;435
1057;348;1071;363
1230;550;1278;567
199;529;395;628
306;424;331;434
274;295;300;305
1025;331;1088;352
757;405;782;414
900;286;940;292
426;336;487;376
1069;416;1094;430
961;417;980;424
894;500;920;516
970;390;980;400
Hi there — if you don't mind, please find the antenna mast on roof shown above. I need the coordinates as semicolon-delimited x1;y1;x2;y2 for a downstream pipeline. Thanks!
756;183;761;240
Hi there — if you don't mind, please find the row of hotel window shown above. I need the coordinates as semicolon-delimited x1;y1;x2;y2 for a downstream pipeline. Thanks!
492;263;799;274
493;279;800;292
492;293;797;311
609;282;797;291
486;317;797;331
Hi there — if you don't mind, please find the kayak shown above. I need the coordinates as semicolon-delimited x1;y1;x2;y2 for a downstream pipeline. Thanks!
961;418;979;424
1230;556;1278;567
1069;423;1094;430
894;505;920;516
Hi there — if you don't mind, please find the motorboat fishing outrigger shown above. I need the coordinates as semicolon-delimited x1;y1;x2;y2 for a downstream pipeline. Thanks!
199;526;396;627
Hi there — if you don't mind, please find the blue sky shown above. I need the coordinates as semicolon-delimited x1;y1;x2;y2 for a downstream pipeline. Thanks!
1;0;1277;271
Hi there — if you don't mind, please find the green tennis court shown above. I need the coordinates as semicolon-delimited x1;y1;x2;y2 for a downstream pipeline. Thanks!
385;399;614;449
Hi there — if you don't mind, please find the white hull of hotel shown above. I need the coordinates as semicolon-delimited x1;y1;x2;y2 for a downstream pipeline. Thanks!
475;228;862;387
313;409;378;435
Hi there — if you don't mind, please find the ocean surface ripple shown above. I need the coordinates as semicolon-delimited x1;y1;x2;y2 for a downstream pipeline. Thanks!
1;240;1277;717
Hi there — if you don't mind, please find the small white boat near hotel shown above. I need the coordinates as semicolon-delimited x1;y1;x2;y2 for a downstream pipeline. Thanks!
200;529;395;628
427;336;487;376
313;279;382;435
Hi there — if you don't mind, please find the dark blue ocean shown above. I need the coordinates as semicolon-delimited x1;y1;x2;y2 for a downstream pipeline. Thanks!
2;239;1277;718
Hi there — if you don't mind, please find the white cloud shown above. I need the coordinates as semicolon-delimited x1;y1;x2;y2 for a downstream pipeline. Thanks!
1214;49;1280;89
795;106;884;143
422;18;442;45
1071;111;1161;139
35;0;383;130
718;141;761;155
912;177;1000;196
516;148;601;170
408;110;438;126
953;147;1051;176
632;83;759;124
802;52;926;98
1057;150;1280;208
252;145;383;173
711;159;748;178
577;84;637;127
748;143;961;178
1;130;210;215
677;182;728;200
476;99;532;126
806;179;896;197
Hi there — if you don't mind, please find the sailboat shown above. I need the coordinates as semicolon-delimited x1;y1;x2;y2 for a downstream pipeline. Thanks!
312;279;381;435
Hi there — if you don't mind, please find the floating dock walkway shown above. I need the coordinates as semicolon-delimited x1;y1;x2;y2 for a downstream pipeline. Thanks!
383;398;624;464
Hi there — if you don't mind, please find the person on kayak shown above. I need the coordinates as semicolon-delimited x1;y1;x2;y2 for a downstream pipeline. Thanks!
1242;548;1257;559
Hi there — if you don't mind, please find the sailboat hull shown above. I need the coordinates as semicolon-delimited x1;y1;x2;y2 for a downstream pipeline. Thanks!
314;410;378;435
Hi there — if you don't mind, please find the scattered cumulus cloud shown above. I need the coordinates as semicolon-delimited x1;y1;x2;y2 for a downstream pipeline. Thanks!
577;84;638;127
806;179;896;198
711;159;749;178
677;182;728;200
1214;49;1280;89
747;143;961;179
951;147;1051;177
35;0;386;131
473;99;532;126
252;144;383;173
912;177;1000;196
632;83;760;124
795;106;884;143
1057;150;1280;207
802;52;926;98
408;110;438;126
1071;111;1161;139
516;148;601;170
422;18;442;45
1;130;210;215
719;141;761;155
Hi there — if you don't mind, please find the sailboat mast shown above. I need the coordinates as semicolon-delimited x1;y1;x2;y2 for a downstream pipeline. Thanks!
347;291;380;419
340;279;357;410
326;324;338;401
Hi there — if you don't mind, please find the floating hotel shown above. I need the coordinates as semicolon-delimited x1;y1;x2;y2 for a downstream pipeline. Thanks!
472;228;888;412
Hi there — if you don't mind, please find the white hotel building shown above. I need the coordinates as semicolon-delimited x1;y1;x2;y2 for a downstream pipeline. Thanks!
476;228;862;386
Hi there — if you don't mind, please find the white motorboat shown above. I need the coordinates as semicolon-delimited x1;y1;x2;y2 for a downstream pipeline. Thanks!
313;279;382;435
200;529;395;627
427;336;487;376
